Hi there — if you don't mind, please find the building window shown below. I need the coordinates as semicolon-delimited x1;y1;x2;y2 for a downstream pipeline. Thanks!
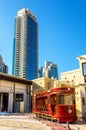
82;63;86;76
65;77;67;80
85;87;86;95
16;94;23;102
82;97;85;105
84;77;86;83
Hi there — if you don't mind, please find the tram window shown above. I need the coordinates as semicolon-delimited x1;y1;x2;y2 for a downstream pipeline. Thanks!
51;95;57;105
45;98;48;105
58;95;64;104
65;95;73;105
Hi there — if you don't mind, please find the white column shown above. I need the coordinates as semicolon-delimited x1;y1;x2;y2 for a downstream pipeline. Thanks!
8;92;13;113
24;92;26;112
0;93;3;112
1;93;3;111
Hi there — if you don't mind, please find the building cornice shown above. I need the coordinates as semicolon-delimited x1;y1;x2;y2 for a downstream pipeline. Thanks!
0;73;32;85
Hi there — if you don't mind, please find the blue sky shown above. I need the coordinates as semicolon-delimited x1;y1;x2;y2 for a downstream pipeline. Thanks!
0;0;86;79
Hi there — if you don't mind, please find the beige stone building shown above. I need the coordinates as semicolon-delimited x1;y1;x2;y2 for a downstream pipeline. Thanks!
33;77;75;93
33;77;56;93
61;55;86;119
0;73;32;113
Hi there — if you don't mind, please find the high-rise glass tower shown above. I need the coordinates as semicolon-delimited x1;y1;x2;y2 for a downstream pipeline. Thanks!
38;60;58;79
12;8;38;80
0;55;8;73
44;60;58;79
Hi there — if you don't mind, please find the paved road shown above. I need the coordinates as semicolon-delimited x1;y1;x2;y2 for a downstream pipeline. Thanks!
69;122;86;130
0;114;86;130
0;118;52;130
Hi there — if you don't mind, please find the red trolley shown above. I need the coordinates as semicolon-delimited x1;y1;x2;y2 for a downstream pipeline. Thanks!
33;87;76;122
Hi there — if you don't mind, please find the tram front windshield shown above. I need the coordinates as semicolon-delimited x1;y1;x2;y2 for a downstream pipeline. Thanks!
58;94;75;105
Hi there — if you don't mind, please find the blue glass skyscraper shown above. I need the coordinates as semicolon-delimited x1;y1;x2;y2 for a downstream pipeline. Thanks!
38;61;58;79
12;8;38;80
0;55;8;73
44;60;58;79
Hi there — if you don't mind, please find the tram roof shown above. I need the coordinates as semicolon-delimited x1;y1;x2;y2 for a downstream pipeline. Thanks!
36;87;75;97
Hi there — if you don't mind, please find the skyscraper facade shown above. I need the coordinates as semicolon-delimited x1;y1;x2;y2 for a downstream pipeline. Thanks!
44;60;58;79
0;55;8;73
38;60;58;79
12;8;38;80
38;67;43;78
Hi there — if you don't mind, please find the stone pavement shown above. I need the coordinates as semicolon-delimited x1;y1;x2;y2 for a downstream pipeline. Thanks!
0;113;86;130
69;121;86;130
0;114;52;130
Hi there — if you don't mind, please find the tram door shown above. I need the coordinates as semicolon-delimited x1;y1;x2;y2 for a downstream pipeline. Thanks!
51;94;57;115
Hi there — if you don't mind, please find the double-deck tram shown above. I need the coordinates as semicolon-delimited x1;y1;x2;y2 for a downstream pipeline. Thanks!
33;87;76;122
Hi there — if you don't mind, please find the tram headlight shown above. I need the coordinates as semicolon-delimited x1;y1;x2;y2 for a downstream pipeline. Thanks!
68;109;72;114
